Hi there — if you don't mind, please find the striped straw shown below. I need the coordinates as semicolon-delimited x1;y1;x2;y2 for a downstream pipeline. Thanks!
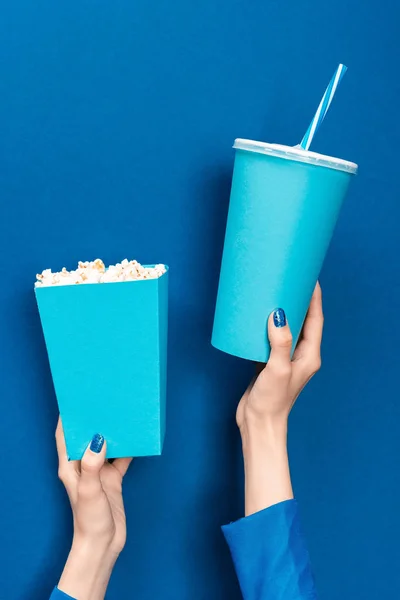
299;63;347;151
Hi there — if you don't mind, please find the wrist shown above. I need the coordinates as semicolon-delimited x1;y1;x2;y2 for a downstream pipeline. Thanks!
241;414;288;456
58;539;118;600
72;536;119;567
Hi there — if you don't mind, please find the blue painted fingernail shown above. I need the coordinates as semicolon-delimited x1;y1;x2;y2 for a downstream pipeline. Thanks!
90;433;104;453
273;308;286;328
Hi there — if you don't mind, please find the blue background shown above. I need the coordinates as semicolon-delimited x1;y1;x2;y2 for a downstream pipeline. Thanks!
0;1;398;599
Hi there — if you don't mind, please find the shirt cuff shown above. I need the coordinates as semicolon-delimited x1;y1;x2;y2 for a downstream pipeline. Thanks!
222;499;318;600
49;587;77;600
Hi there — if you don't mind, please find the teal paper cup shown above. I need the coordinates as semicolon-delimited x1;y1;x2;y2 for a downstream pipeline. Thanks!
36;268;168;460
212;140;357;363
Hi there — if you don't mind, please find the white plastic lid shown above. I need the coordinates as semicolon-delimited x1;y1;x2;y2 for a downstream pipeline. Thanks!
233;139;358;175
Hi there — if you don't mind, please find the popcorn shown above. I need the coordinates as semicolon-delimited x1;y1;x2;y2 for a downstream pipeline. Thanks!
35;259;166;288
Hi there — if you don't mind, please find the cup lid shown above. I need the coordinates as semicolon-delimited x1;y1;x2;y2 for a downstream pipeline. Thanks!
233;139;358;174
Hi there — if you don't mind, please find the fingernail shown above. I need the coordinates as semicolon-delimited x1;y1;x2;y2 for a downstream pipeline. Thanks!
273;308;286;328
90;433;104;453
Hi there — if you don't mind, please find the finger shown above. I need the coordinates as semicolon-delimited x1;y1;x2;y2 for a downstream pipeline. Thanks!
55;417;79;482
302;283;324;345
79;434;106;498
267;308;293;368
112;457;133;477
293;283;324;361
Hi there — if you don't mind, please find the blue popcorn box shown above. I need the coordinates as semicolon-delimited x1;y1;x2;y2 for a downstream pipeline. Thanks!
35;267;168;460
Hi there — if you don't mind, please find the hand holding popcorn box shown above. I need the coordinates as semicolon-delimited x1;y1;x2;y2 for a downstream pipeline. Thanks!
35;259;168;460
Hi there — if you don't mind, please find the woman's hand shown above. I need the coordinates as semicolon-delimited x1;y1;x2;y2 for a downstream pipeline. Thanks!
56;420;132;600
237;283;324;516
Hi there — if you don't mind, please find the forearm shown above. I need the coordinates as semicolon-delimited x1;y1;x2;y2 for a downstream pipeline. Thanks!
242;417;293;516
225;418;317;599
58;539;117;600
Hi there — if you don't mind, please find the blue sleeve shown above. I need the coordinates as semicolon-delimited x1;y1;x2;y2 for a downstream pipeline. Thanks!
49;587;76;600
222;500;318;600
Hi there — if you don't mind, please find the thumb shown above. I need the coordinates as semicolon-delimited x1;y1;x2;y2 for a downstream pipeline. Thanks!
267;308;293;367
79;434;106;498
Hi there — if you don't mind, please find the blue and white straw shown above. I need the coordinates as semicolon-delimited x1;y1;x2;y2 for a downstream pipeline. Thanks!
299;63;347;151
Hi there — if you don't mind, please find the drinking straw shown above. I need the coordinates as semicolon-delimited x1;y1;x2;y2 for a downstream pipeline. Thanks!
299;63;347;151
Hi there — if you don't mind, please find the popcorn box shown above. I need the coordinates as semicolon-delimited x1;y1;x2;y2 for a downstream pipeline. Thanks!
35;267;168;460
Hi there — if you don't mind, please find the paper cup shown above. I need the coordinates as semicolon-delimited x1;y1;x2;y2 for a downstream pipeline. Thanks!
212;140;357;362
